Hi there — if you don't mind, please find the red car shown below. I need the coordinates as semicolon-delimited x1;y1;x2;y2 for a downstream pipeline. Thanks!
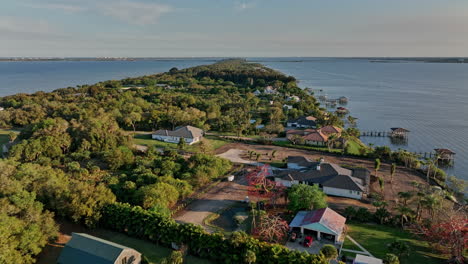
303;236;313;247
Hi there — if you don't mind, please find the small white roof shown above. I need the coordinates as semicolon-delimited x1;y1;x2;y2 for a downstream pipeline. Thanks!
354;254;383;264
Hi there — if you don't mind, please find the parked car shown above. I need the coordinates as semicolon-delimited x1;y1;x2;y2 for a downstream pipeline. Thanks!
303;236;313;247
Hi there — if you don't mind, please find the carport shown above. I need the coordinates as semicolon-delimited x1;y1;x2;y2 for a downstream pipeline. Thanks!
289;207;346;244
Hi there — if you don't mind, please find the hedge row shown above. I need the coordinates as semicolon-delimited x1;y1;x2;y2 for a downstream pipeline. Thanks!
100;203;326;264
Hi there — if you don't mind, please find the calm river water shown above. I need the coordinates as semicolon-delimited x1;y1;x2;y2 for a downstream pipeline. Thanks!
1;58;467;180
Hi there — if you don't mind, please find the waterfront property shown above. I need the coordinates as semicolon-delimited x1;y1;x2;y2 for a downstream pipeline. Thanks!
152;125;204;145
286;116;317;128
272;156;370;199
289;207;346;244
390;127;410;138
57;233;142;264
286;125;342;146
434;148;455;163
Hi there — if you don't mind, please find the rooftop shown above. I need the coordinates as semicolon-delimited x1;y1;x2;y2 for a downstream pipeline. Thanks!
58;233;138;264
354;254;383;264
275;159;368;192
287;116;317;127
303;130;328;142
434;148;456;155
390;127;410;132
290;208;346;236
153;125;203;139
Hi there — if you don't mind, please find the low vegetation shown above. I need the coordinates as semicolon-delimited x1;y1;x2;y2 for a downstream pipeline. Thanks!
346;222;444;264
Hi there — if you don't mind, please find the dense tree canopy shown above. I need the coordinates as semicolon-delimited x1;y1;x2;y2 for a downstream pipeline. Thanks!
0;59;321;262
287;184;328;213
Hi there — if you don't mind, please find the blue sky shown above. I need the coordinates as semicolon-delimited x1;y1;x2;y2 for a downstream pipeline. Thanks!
2;0;468;57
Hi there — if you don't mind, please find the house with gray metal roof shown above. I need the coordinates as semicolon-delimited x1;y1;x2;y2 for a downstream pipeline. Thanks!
273;157;369;199
286;116;317;128
57;233;141;264
152;125;204;145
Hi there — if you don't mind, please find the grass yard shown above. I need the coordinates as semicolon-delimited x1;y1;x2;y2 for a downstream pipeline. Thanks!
345;137;368;155
0;129;19;145
91;230;213;264
342;237;362;252
204;135;230;150
346;222;445;264
133;133;229;152
37;221;213;264
273;141;343;154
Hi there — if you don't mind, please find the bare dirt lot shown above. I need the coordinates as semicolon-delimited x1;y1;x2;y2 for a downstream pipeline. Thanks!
173;172;254;232
215;142;431;211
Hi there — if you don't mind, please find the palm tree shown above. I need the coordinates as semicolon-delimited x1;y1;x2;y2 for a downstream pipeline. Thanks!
421;195;441;219
390;163;396;183
423;158;433;183
372;200;388;209
327;133;338;151
374;158;381;177
271;150;277;159
396;205;414;227
397;191;413;206
414;191;425;222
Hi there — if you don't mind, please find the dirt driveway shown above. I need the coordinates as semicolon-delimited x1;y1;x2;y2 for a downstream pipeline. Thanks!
174;171;253;232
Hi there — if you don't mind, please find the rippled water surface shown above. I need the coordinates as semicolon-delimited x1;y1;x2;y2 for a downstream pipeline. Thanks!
256;58;468;179
1;58;467;179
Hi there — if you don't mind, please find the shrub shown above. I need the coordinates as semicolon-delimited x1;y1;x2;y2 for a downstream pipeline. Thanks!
100;203;327;264
355;207;373;223
384;253;400;264
320;244;338;260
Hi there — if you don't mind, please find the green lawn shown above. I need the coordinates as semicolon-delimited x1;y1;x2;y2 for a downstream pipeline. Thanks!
273;141;343;154
0;129;19;145
204;135;230;150
133;133;230;152
345;137;368;155
346;222;445;264
91;229;213;264
342;237;362;251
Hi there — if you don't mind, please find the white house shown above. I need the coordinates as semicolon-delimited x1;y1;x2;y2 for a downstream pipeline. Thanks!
264;86;278;94
287;95;300;102
273;157;370;200
152;125;203;145
283;104;293;110
289;208;346;244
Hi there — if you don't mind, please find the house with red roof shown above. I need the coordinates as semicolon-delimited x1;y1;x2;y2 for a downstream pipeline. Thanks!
286;125;342;147
289;207;346;244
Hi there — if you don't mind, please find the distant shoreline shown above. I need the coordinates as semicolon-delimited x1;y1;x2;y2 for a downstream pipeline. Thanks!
0;57;467;63
0;57;221;62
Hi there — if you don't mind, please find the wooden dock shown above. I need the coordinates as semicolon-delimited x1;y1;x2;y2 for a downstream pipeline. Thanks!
361;128;410;138
360;131;391;137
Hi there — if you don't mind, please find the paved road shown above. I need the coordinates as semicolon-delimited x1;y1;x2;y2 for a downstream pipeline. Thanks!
173;173;250;232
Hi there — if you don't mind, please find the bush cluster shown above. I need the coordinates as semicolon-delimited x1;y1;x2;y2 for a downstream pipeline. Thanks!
101;203;327;264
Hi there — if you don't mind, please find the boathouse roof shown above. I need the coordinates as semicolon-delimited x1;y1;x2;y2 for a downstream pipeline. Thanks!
434;148;455;155
390;127;410;132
